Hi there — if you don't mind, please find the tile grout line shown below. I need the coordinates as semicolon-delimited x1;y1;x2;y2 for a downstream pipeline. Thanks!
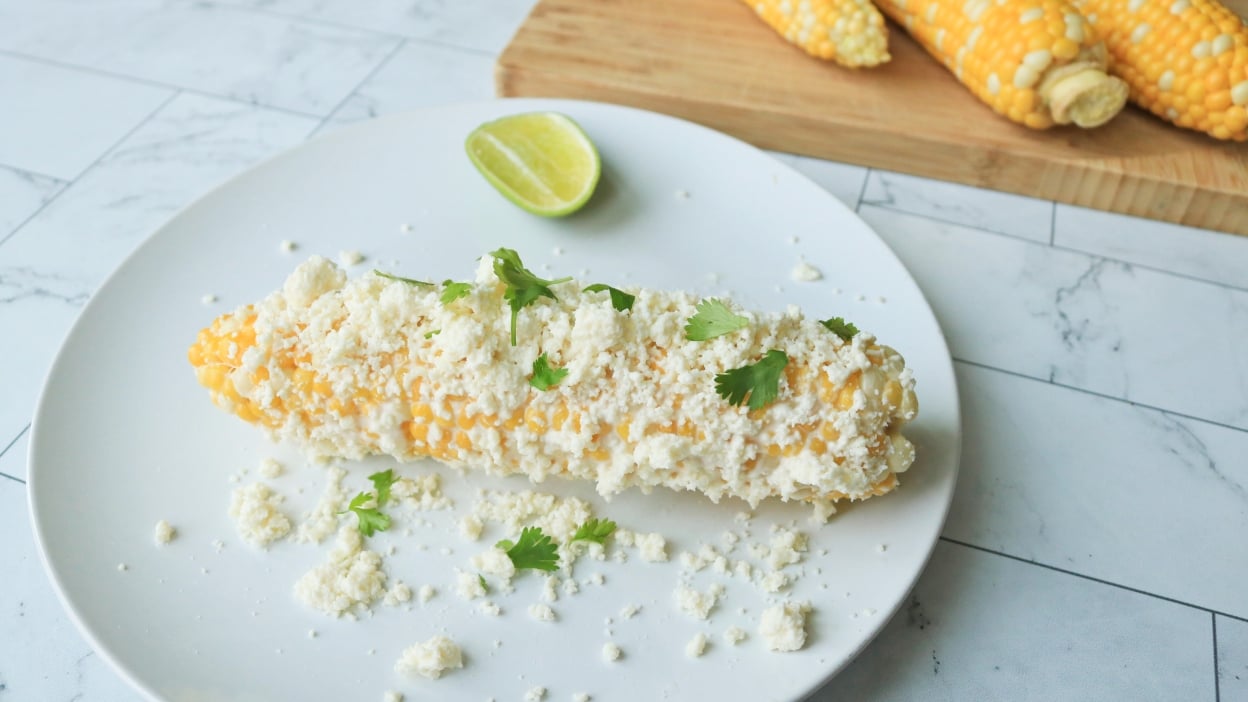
860;201;1248;294
1214;613;1221;702
853;169;871;213
940;537;1248;625
216;2;497;57
1049;201;1057;246
311;38;410;136
0;49;323;121
952;357;1248;437
0;91;180;250
0;471;25;485
0;162;69;185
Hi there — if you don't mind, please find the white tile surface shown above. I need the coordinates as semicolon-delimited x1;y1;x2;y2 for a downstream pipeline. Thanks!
224;0;539;54
0;165;63;239
0;54;172;180
0;0;400;115
0;434;143;701
0;94;316;448
948;362;1248;618
813;541;1214;701
768;153;868;211
859;204;1248;431
861;169;1054;243
1220;615;1248;701
321;40;495;132
1055;204;1248;290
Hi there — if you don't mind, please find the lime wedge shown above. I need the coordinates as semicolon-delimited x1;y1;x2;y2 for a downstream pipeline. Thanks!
465;112;601;217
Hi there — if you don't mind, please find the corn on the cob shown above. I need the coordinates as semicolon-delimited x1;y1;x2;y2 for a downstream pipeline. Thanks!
744;0;892;67
1070;0;1248;140
875;0;1130;128
188;255;919;515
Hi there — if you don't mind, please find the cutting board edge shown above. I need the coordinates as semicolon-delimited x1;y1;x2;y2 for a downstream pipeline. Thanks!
495;59;1248;237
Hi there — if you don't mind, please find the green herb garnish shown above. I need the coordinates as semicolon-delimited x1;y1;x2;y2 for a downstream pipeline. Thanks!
374;270;433;287
495;526;560;572
819;317;859;342
714;350;789;410
339;492;391;537
529;353;569;391
368;469;396;508
570;518;617;545
440;280;472;305
584;284;635;311
490;248;571;345
685;299;749;341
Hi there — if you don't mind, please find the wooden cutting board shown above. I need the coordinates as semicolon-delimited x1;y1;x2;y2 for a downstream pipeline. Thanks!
496;0;1248;236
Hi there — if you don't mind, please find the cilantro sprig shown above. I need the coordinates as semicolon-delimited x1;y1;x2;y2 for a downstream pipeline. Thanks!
570;518;617;545
714;349;789;411
374;270;433;287
529;353;569;391
440;280;472;305
491;248;571;346
368;469;396;508
685;299;749;341
496;526;560;572
339;492;392;537
584;284;635;312
819;317;859;342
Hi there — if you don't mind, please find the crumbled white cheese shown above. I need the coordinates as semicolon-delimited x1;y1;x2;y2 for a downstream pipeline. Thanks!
877;543;888;553
613;529;636;547
201;294;218;305
455;570;487;600
620;604;640;619
588;573;605;586
723;627;747;645
459;515;484;541
686;632;708;657
572;694;590;702
478;600;501;616
116;563;128;572
733;560;753;580
297;466;347;544
722;531;740;548
543;575;560;603
759;601;811;652
228;482;291;548
791;260;823;282
294;526;386;617
525;687;547;701
384;581;412;606
258;458;284;478
636;532;668;562
675;585;720;620
602;642;622;662
471;547;516;584
768;528;808;569
562;578;580;596
529;603;556;621
337;249;365;266
760;570;790;593
473;491;592;565
153;520;176;545
418;585;435;603
280;239;297;253
395;635;463;679
392;473;451;510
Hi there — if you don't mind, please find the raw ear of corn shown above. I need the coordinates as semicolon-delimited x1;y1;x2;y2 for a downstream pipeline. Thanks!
875;0;1130;128
744;0;892;67
188;255;919;516
1071;0;1248;140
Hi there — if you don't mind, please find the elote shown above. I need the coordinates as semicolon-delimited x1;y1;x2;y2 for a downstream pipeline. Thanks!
1070;0;1248;140
188;251;919;514
874;0;1130;128
744;0;892;67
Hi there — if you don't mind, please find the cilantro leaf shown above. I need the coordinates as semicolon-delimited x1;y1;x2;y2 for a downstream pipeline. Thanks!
529;353;569;391
368;469;396;507
339;492;391;537
570;518;617;545
714;350;789;411
495;526;560;572
819;317;859;342
424;329;441;339
374;270;433;287
478;574;490;593
685;299;749;341
490;248;571;346
584;284;635;311
440;280;472;305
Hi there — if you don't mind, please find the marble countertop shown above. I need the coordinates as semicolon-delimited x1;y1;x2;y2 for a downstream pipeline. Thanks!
2;2;1246;700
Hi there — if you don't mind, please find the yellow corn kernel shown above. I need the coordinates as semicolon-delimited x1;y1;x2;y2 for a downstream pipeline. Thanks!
742;0;891;67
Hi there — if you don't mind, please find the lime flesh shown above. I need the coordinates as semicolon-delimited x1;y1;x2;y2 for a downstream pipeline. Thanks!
465;112;601;217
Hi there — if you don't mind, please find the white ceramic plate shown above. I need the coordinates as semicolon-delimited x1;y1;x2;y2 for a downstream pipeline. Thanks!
29;99;960;702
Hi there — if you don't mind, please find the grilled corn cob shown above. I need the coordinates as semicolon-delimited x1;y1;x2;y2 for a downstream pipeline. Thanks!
1071;0;1248;140
875;0;1130;127
744;0;892;67
188;254;919;514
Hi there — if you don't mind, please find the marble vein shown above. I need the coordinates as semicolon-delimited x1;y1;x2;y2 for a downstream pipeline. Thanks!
0;165;64;243
861;169;1054;243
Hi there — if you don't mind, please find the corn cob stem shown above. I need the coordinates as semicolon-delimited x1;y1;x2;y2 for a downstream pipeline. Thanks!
875;0;1128;128
189;256;919;513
